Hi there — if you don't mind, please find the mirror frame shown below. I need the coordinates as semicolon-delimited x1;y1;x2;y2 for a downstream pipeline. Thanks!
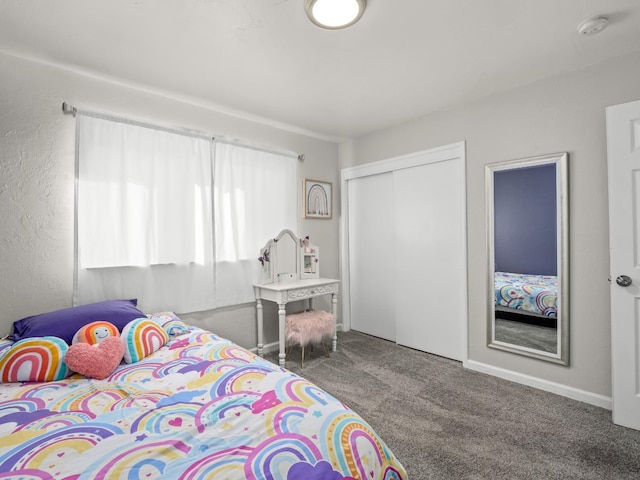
259;229;300;284
486;152;569;365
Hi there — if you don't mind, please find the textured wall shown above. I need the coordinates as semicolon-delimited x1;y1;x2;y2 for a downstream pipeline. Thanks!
0;53;340;350
0;59;75;325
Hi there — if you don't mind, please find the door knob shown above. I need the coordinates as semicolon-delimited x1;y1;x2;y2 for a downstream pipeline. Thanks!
616;275;633;287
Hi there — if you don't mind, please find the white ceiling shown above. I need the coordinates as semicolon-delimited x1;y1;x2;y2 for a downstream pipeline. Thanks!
1;0;639;141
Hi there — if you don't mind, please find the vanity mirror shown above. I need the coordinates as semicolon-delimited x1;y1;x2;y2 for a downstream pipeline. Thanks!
486;152;569;365
258;229;299;284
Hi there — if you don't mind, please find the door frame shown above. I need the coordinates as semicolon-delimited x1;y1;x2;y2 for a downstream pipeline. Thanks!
340;141;468;361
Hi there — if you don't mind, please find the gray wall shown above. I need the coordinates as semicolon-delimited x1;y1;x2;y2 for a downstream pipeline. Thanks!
0;53;340;350
341;50;640;398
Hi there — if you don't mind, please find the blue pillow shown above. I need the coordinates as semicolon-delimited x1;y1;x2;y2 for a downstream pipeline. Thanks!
10;299;145;345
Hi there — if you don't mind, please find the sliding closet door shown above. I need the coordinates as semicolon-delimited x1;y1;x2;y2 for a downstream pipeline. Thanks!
342;142;467;360
394;158;466;360
347;173;396;341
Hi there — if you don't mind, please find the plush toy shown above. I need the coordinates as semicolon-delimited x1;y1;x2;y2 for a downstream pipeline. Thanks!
121;318;169;364
65;336;125;380
72;321;119;345
147;311;190;336
0;337;71;382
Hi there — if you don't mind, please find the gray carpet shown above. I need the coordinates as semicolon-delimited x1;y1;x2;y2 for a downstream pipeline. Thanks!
266;330;640;480
495;318;557;353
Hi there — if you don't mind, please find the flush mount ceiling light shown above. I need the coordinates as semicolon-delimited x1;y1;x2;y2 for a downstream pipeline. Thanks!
305;0;366;29
577;16;609;36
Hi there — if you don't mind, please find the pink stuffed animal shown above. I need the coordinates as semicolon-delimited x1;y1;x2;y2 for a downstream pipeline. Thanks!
65;336;125;380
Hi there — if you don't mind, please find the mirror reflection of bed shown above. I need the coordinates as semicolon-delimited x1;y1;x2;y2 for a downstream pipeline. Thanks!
487;152;568;365
494;273;558;353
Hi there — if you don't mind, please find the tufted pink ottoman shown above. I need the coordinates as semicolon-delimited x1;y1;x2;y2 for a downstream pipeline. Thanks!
285;310;334;368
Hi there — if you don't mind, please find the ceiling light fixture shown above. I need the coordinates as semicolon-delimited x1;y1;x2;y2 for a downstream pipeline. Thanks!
305;0;366;29
577;16;609;36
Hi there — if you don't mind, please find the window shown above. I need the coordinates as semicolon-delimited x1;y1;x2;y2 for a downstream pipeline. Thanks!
212;141;297;306
77;116;213;269
75;115;296;312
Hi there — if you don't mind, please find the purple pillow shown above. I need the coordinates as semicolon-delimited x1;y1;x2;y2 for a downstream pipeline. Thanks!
10;299;145;345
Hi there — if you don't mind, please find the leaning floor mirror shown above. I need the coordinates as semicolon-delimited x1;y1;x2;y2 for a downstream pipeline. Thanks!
486;152;569;365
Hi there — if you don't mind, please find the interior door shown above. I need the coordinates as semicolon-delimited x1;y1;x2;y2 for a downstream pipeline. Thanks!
394;158;466;361
606;98;640;430
347;172;396;341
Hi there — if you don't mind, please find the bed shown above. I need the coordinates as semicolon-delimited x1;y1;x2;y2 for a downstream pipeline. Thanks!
0;306;406;479
494;271;558;320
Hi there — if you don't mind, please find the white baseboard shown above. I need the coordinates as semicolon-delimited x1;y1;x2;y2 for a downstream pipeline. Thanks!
464;359;612;410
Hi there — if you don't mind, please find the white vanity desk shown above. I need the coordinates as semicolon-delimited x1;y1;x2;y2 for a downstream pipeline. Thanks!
254;278;339;367
253;229;339;367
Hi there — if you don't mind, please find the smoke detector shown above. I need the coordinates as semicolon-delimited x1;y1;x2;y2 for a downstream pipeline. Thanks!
577;16;609;36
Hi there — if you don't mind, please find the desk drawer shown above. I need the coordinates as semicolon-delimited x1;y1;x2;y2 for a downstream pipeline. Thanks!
287;283;339;301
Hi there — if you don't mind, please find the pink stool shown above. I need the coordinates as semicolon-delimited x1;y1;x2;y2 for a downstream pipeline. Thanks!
285;310;334;368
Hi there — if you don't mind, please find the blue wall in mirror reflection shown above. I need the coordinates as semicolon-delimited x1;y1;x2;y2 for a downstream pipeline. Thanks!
494;164;557;276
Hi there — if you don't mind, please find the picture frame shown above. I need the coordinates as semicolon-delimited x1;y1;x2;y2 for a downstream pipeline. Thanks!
304;179;332;219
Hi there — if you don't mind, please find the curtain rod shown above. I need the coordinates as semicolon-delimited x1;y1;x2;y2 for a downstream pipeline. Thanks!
62;101;77;116
62;102;305;161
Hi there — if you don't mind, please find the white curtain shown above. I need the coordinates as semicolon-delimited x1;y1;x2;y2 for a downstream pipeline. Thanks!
75;115;215;313
213;141;297;307
75;115;296;313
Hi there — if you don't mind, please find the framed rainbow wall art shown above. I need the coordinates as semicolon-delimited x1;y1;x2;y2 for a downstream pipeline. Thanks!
304;179;332;219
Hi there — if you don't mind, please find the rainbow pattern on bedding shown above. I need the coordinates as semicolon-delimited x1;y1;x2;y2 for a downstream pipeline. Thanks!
0;328;406;480
495;272;558;318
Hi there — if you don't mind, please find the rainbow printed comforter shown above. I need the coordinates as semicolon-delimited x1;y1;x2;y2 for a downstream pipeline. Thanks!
0;328;406;479
495;271;558;318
